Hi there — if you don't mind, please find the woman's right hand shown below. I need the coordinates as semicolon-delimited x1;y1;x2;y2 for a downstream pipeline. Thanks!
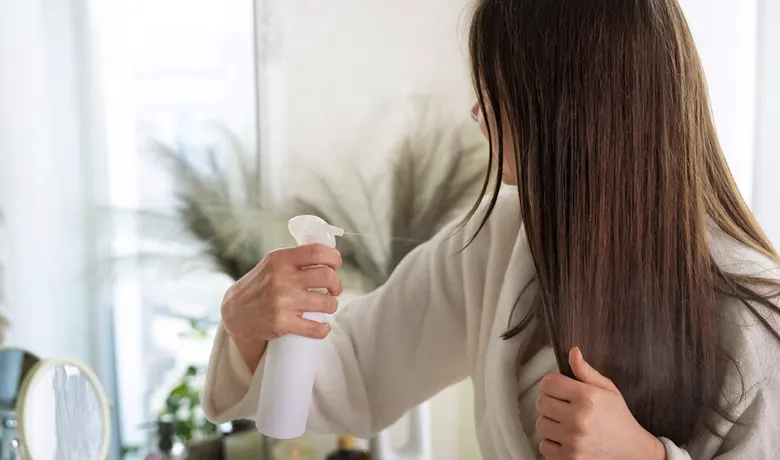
221;243;343;371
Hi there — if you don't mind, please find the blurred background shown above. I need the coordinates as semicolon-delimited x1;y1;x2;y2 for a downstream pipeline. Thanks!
0;0;778;459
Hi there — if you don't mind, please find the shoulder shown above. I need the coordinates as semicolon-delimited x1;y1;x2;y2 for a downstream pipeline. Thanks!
390;186;522;294
451;186;522;253
709;222;780;280
440;186;523;279
710;224;780;359
718;295;780;393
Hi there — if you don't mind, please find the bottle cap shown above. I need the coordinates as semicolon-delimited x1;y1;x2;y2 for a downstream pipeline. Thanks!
288;215;344;248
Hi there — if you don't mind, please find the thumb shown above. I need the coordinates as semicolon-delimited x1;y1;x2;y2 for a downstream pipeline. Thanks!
569;347;619;392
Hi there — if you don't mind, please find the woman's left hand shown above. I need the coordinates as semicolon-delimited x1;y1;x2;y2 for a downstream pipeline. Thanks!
535;347;667;460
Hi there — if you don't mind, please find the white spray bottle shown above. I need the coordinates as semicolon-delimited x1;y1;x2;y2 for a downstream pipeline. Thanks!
255;215;344;440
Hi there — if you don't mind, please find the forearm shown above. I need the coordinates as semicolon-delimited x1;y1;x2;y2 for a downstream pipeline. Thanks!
203;326;260;423
233;337;267;374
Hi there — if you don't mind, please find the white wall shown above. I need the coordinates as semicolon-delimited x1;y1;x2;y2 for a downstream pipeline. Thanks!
1;3;120;456
678;0;760;204
267;0;476;197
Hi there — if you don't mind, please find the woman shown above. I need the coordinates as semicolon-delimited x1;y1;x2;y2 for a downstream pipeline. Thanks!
203;0;780;458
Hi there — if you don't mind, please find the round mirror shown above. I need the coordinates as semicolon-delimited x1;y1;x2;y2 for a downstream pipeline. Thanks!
17;358;111;460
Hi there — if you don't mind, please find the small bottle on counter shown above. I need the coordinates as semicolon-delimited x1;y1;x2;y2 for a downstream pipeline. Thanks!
144;420;175;460
325;436;371;460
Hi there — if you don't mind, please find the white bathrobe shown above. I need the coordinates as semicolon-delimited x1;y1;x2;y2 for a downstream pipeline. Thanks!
203;191;780;459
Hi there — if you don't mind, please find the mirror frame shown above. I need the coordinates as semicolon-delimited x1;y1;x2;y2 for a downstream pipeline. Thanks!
16;357;111;460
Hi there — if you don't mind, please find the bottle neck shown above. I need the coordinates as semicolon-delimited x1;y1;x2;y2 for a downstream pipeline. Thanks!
338;436;357;450
157;421;174;453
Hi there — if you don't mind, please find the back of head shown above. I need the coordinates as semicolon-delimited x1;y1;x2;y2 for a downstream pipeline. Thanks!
468;0;779;444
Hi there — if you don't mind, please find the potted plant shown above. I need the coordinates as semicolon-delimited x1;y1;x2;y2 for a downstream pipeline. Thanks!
127;104;488;456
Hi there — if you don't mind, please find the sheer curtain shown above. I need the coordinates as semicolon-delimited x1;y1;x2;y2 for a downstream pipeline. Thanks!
0;0;107;390
2;0;258;455
0;0;119;456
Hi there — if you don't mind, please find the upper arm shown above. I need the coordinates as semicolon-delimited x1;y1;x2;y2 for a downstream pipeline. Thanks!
308;193;521;435
308;220;479;434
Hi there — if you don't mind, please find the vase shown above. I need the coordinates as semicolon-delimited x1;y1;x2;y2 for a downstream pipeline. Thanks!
369;402;431;460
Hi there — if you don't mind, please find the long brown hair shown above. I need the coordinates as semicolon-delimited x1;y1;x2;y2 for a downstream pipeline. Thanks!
467;0;780;446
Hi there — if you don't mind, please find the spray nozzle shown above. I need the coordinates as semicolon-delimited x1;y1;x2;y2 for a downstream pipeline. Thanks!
288;215;344;247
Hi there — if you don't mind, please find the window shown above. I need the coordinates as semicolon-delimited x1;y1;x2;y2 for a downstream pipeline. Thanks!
93;0;257;452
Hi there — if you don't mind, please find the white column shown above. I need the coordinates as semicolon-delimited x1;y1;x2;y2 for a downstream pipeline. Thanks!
0;0;92;364
678;0;760;204
753;0;780;244
256;0;288;203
